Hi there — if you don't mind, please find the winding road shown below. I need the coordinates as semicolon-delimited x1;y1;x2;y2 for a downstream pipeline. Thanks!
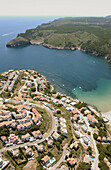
50;143;69;170
77;109;99;170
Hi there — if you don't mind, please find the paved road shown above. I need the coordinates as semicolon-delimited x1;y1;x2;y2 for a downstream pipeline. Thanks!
84;117;99;170
18;80;28;96
0;72;98;169
33;78;38;93
50;144;69;170
0;103;55;154
77;109;99;170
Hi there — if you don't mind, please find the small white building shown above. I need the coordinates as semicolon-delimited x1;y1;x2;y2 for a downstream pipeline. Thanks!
61;127;67;137
52;132;60;141
73;123;79;130
82;125;87;133
36;144;44;152
83;136;89;145
47;140;53;148
84;110;90;115
74;130;80;138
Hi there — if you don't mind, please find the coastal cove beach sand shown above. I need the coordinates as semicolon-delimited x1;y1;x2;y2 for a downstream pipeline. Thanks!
102;111;111;127
73;78;111;112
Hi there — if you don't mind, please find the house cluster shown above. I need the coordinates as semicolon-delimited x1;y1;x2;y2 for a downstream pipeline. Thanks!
22;70;36;82
80;107;91;115
81;124;88;133
18;70;36;98
11;149;20;158
21;133;32;142
83;155;94;165
17;70;51;101
0;106;13;128
72;113;91;146
34;95;48;102
52;131;60;141
4;70;20;92
0;104;43;146
1;71;9;78
25;146;34;157
0;71;9;89
32;130;43;139
50;92;94;148
11;146;34;159
74;127;90;145
35;144;44;152
17;117;33;131
0;120;12;129
50;93;79;112
67;158;77;167
32;108;41;125
47;139;53;148
0;109;12;122
36;75;47;93
74;130;81;139
71;110;80;122
0;75;5;90
41;155;56;169
21;79;47;100
21;81;33;99
1;134;21;147
67;140;92;167
104;157;111;170
82;136;90;145
87;114;98;124
0;104;41;130
97;136;111;143
9;146;34;166
59;117;67;137
39;83;46;92
1;129;43;146
23;69;47;84
0;157;9;169
69;140;79;151
0;80;6;89
20;69;48;98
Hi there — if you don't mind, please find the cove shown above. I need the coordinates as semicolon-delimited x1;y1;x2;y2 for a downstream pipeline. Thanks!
1;17;111;112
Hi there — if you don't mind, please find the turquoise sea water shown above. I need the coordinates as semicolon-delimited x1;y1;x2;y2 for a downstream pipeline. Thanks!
0;16;111;112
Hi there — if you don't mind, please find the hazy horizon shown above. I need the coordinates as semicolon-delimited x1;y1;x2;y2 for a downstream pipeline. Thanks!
0;0;111;17
0;15;109;18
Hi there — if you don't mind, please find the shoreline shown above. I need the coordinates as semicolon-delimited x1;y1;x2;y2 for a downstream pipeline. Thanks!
37;70;111;115
7;40;109;63
101;111;111;127
1;68;111;114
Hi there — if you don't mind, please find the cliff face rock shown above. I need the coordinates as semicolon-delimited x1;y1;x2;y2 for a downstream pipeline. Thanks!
6;17;111;64
6;37;30;47
81;48;105;57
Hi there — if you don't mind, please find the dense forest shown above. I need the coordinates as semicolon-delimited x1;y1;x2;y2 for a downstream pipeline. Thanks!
7;17;111;63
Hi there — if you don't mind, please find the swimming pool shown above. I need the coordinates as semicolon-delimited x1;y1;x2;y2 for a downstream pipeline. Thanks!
50;157;56;164
89;156;94;161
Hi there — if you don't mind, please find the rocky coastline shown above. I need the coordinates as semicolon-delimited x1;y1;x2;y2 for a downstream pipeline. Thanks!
6;37;30;47
6;39;111;64
6;17;111;64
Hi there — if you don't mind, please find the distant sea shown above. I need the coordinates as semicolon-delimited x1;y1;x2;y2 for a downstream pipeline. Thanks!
0;16;111;112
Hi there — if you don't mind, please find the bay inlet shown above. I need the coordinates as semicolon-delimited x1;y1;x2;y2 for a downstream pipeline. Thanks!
1;17;111;112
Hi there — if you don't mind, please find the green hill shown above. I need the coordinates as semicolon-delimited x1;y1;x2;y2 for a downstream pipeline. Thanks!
6;17;111;63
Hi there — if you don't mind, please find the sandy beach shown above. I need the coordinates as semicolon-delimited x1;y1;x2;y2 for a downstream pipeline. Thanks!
102;111;111;127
